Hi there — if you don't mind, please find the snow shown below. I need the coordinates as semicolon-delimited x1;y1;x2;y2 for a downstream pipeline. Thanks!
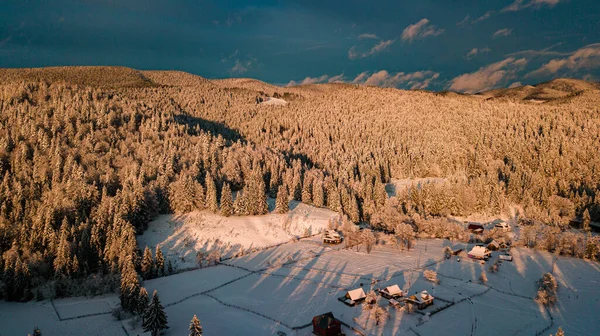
137;201;338;270
261;97;288;106
2;206;600;336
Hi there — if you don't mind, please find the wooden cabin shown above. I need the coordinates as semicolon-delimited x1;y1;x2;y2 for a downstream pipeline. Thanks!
312;312;343;336
404;290;435;310
379;284;403;299
339;288;366;306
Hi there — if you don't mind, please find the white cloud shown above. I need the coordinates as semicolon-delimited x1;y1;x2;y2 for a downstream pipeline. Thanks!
527;43;600;77
457;15;470;27
286;73;345;86
493;28;512;38
449;57;528;93
358;33;378;40
501;0;561;12
352;70;440;89
466;47;491;59
401;18;444;42
229;56;257;75
230;60;248;74
473;11;494;24
508;82;523;88
348;39;395;60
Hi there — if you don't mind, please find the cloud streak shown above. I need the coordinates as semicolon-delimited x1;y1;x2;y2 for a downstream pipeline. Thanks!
493;28;513;38
527;43;600;77
352;70;440;89
286;73;345;86
401;19;444;42
450;57;528;93
349;39;395;60
466;47;491;59
502;0;562;12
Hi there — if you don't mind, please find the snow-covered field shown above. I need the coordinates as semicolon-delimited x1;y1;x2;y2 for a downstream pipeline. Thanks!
137;200;338;270
2;203;600;336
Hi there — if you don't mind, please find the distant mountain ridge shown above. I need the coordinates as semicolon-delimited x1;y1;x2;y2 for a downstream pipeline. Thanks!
1;66;598;104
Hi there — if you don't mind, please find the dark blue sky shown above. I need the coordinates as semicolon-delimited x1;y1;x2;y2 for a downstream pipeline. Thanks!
1;0;599;92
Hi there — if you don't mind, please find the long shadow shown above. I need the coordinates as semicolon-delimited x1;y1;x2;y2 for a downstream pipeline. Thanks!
173;113;245;143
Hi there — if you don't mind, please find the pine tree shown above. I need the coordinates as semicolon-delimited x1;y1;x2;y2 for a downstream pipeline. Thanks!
582;209;591;232
189;314;203;336
301;175;313;204
141;246;155;280
119;257;140;312
53;218;71;276
31;326;41;336
275;185;289;214
374;182;388;210
312;178;324;207
136;287;150;317
205;173;219;213
155;246;165;277
219;183;233;217
143;290;169;336
556;326;565;336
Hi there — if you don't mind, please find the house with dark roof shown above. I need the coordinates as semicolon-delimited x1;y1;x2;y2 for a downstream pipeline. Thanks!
312;312;344;336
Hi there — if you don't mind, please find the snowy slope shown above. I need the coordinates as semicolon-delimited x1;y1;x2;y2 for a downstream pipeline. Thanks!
137;201;338;270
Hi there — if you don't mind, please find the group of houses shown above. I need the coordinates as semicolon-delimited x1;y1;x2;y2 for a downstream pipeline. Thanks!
338;285;435;309
315;284;436;335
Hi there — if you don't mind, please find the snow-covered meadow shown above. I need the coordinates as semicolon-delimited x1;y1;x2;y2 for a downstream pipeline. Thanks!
2;205;600;336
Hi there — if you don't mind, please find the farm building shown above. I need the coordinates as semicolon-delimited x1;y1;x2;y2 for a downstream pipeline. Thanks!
405;290;435;310
339;288;366;306
468;223;484;233
312;312;343;336
379;284;403;299
323;230;343;244
468;246;491;260
487;240;500;250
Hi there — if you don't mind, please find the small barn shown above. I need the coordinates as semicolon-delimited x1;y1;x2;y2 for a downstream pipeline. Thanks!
487;240;500;251
468;223;484;234
312;312;343;336
405;290;435;310
323;230;343;244
379;284;403;299
339;288;366;306
468;246;491;260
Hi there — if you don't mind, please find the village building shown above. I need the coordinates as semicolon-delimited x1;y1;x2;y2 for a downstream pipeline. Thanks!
379;284;403;299
404;290;435;310
468;223;484;234
323;230;343;244
468;246;491;260
312;312;343;336
339;288;366;306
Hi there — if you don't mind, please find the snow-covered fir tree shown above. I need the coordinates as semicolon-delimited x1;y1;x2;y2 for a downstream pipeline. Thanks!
189;314;203;336
143;290;169;336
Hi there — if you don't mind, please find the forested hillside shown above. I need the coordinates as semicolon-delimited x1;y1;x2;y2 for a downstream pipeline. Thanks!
1;67;599;301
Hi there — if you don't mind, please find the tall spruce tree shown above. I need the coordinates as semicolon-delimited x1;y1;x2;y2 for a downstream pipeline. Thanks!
141;246;155;280
143;290;169;336
136;287;150;317
205;173;219;213
275;185;289;214
312;178;324;207
119;258;140;312
189;315;203;336
155;246;165;277
301;175;313;204
219;183;233;217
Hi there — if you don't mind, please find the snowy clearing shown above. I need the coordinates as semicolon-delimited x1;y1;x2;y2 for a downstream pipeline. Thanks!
261;97;288;106
137;201;337;270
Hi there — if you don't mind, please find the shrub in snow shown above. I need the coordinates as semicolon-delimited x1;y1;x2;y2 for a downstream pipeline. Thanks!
489;260;499;273
443;246;452;259
536;273;558;306
424;270;439;284
479;271;488;284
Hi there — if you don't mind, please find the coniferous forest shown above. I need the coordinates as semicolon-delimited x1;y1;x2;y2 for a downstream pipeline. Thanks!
1;67;599;302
